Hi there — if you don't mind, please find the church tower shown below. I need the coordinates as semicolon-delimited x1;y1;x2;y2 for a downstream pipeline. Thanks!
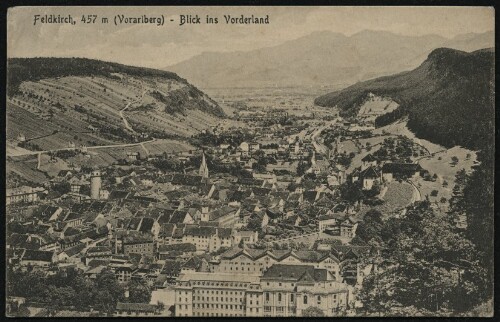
199;152;209;178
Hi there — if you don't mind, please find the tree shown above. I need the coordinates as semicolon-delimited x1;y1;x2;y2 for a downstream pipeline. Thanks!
127;280;152;303
339;181;364;210
246;217;262;231
156;301;165;314
302;306;325;317
358;201;489;315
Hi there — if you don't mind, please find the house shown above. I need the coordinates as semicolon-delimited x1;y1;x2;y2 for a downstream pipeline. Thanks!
158;243;196;260
232;230;259;246
339;217;360;238
127;152;141;161
359;166;380;190
361;154;378;170
122;234;155;256
202;206;240;227
115;302;158;316
20;249;58;267
33;205;63;222
6;186;46;205
318;214;345;234
381;163;423;182
69;176;88;193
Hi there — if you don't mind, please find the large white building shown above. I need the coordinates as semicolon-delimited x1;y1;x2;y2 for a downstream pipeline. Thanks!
174;264;350;317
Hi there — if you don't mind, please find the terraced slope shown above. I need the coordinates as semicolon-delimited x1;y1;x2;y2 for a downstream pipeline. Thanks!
7;58;225;152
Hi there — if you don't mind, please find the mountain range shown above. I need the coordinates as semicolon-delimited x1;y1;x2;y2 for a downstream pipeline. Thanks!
166;30;494;89
315;47;495;151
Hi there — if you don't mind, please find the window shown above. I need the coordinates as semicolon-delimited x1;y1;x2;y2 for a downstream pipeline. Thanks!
304;295;308;305
290;294;294;302
278;293;282;302
265;293;269;301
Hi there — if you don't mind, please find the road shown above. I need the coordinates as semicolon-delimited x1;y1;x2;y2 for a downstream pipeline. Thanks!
7;138;157;157
309;118;338;154
119;88;149;133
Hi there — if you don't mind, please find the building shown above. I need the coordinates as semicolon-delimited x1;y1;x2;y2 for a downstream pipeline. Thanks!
361;154;378;170
19;249;58;267
174;272;261;317
115;302;158;316
359;166;380;190
90;170;102;200
6;186;45;205
201;206;240;228
122;236;154;256
232;231;259;246
381;163;423;182
182;226;232;252
174;264;350;317
261;264;349;317
199;153;209;178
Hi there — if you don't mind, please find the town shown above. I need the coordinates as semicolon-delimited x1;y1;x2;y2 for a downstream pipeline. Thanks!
7;101;471;317
6;6;494;317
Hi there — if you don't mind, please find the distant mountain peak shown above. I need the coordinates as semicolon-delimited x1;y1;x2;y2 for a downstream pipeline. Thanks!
166;30;493;89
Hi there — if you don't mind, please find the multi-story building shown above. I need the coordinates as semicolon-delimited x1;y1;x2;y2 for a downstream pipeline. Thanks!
174;272;261;317
175;264;350;317
181;226;232;252
261;264;349;317
212;247;341;280
6;186;45;205
122;236;154;256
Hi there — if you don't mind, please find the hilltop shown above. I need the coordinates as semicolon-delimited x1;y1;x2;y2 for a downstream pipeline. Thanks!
315;48;495;150
7;58;225;151
166;30;493;89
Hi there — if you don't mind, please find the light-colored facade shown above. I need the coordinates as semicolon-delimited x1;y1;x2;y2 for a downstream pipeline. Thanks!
175;264;349;317
175;272;261;317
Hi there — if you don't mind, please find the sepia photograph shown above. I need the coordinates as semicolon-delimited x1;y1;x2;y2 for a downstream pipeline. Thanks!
5;5;495;317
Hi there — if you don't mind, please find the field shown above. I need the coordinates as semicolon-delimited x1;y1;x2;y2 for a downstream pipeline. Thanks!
7;155;49;185
7;138;196;184
373;119;444;154
418;146;477;183
7;73;224;153
358;181;416;219
205;86;339;118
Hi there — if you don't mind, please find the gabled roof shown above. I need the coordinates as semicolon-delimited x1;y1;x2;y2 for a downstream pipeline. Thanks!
382;163;422;173
183;256;206;270
159;243;196;253
109;190;131;200
360;166;379;179
303;190;319;203
361;154;377;162
261;264;329;282
209;206;238;221
22;249;55;262
252;187;271;197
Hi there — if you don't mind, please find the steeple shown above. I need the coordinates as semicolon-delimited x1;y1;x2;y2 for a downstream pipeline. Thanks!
311;150;316;166
199;152;209;178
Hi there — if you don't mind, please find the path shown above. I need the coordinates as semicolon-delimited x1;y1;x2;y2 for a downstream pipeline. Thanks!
8;138;157;157
407;180;422;203
120;88;148;133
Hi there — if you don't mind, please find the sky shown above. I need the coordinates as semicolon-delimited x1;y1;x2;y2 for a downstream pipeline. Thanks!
8;6;495;68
